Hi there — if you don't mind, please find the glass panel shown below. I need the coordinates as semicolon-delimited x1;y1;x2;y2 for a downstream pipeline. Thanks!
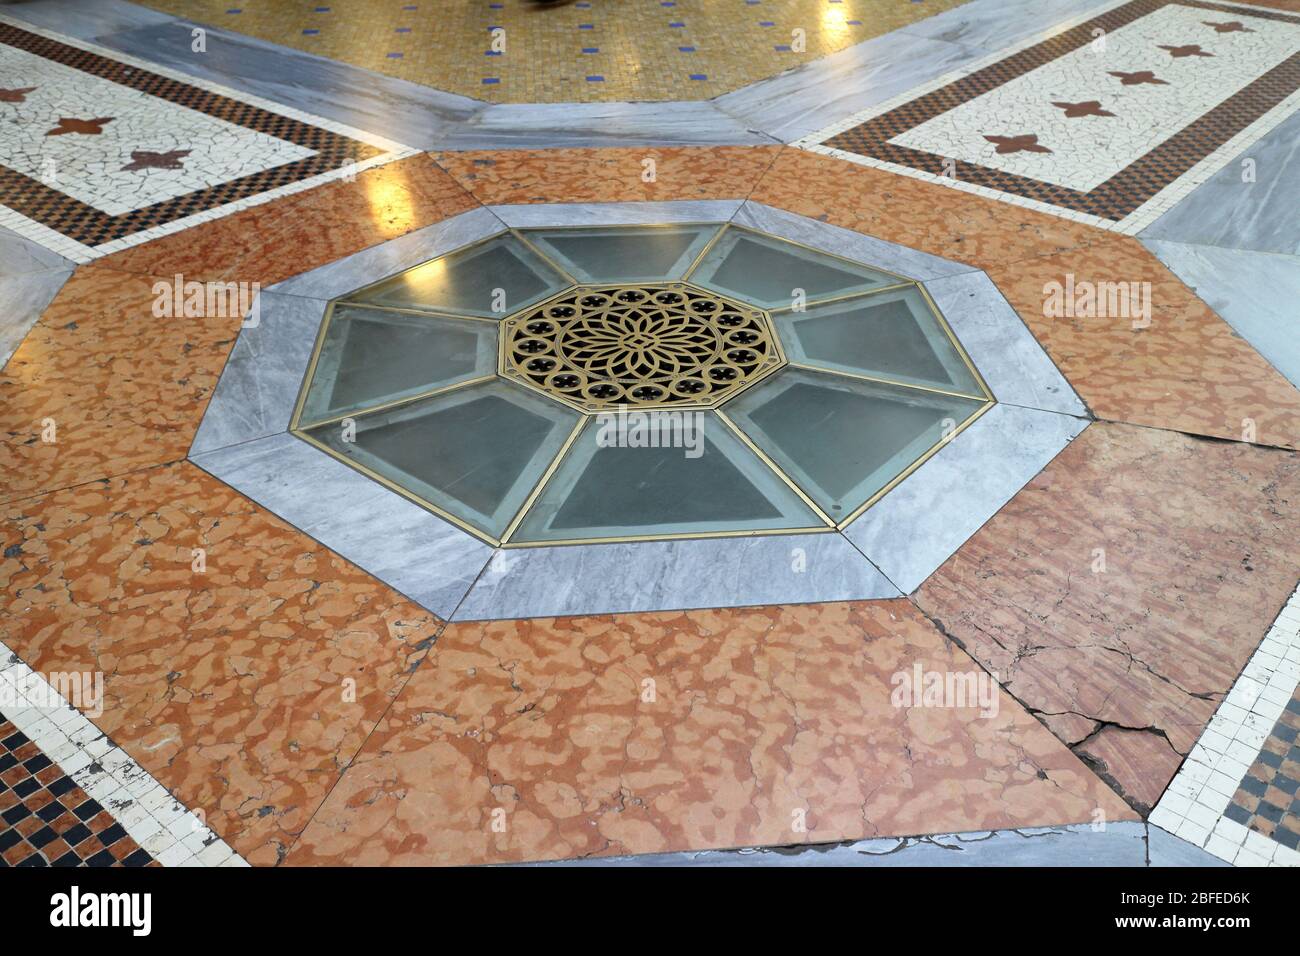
774;286;984;396
519;224;721;283
724;367;986;520
298;305;497;425
510;411;824;543
689;226;897;309
305;380;579;540
349;234;568;318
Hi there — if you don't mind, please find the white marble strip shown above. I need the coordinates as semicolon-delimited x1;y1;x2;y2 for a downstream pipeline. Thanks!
0;639;249;867
487;200;745;229
1149;583;1300;867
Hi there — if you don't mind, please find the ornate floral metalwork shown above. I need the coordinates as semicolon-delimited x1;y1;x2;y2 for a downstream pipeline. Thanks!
500;283;784;410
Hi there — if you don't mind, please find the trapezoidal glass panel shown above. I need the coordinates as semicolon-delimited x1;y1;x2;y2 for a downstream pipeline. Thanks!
508;411;825;544
297;305;497;426
774;286;984;397
518;224;721;283
689;226;898;309
723;367;987;521
303;379;579;541
347;234;569;318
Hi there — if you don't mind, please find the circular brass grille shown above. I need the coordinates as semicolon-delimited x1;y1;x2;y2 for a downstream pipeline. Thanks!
501;283;782;410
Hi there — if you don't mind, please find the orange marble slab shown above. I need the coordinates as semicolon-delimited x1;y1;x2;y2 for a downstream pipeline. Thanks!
432;146;783;206
985;239;1300;449
0;461;441;865
915;422;1300;812
751;148;1113;271
97;154;478;286
285;600;1133;866
0;267;239;503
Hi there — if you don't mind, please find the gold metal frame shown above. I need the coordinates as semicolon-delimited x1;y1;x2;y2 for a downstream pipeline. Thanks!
286;218;998;549
498;280;787;413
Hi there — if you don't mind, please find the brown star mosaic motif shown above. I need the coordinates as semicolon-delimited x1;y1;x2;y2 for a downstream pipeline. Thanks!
1052;100;1117;118
1109;69;1170;85
984;133;1053;154
1204;20;1255;33
121;148;192;172
1158;43;1215;57
0;85;35;103
46;116;113;136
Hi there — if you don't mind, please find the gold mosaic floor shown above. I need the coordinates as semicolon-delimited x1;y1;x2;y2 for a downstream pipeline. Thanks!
138;0;972;102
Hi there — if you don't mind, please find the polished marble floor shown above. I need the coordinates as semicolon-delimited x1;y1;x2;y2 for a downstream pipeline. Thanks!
1;0;1298;869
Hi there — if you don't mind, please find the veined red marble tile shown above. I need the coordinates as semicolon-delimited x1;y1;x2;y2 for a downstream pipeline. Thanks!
0;462;441;864
432;146;783;205
0;267;238;503
97;153;478;286
750;148;1113;271
285;600;1133;866
915;422;1300;812
986;238;1300;449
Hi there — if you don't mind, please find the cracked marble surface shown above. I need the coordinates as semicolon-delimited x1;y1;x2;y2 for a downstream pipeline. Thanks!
284;599;1133;866
915;422;1300;813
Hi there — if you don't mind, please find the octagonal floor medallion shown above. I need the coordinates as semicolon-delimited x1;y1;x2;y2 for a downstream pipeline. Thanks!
191;200;1085;619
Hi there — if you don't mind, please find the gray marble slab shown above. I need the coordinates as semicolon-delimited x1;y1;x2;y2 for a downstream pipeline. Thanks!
193;432;492;619
1147;825;1232;868
452;532;899;621
0;269;73;371
439;101;775;150
189;293;327;456
1140;109;1300;256
715;31;981;144
0;224;73;277
532;822;1147;867
896;0;1115;53
489;200;743;229
846;405;1089;594
734;201;977;280
267;207;504;300
924;271;1088;415
0;0;177;41
1142;240;1300;389
91;18;480;150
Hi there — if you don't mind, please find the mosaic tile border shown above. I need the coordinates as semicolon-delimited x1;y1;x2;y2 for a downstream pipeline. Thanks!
0;639;248;867
797;0;1300;235
0;11;417;262
1149;582;1300;866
